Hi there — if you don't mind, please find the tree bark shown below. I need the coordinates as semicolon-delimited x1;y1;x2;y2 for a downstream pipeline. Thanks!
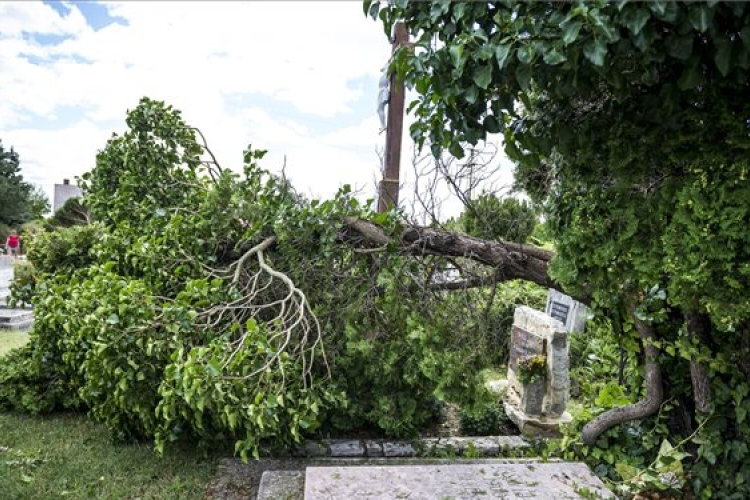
342;217;577;297
580;308;663;445
684;310;713;414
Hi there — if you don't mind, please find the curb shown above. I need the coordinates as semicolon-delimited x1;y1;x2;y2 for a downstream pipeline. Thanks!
292;435;531;459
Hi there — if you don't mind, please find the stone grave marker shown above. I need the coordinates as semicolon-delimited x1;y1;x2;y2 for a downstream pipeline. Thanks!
504;306;572;436
545;288;588;333
0;256;14;306
304;462;616;499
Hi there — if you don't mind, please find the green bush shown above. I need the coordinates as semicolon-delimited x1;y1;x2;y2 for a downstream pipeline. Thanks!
9;260;36;307
0;98;502;460
459;400;508;436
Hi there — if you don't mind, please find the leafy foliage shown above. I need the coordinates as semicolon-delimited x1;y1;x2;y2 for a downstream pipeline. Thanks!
459;399;508;436
46;197;89;228
459;193;537;243
371;1;750;497
0;140;48;226
0;97;507;460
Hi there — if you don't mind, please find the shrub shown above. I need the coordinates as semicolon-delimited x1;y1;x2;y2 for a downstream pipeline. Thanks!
459;400;508;436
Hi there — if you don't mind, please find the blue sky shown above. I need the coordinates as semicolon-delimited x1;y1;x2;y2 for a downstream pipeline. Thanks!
1;1;514;219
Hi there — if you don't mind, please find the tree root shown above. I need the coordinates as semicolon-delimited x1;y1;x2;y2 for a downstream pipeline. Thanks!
198;235;328;389
580;308;663;445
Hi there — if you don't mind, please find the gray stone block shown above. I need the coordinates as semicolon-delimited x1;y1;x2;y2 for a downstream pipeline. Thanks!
383;441;415;457
257;470;304;500
364;440;383;457
293;440;329;457
463;437;500;456
496;435;531;450
328;439;364;457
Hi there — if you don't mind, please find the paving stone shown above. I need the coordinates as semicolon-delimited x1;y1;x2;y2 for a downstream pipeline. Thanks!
463;437;500;456
383;441;415;457
304;462;616;499
257;470;304;500
293;441;329;457
496;435;531;450
328;440;364;457
364;440;383;457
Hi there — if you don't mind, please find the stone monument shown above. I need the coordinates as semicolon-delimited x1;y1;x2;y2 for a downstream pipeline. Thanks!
504;306;572;437
545;288;588;333
0;255;13;306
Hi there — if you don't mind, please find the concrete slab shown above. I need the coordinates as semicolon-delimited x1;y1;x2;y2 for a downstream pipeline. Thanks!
304;462;615;499
257;470;304;500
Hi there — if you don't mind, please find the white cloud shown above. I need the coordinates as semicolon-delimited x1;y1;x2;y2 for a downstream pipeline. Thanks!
1;1;515;222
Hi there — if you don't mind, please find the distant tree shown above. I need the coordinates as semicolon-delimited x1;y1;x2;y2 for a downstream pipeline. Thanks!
460;194;537;243
28;185;51;221
0;140;48;226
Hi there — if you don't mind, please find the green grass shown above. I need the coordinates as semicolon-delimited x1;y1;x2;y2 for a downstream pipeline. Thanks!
0;413;218;500
0;329;29;357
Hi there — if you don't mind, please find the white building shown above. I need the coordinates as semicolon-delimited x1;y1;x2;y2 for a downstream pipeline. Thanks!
53;179;83;213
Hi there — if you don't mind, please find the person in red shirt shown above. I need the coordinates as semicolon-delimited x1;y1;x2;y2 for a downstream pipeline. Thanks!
5;230;20;258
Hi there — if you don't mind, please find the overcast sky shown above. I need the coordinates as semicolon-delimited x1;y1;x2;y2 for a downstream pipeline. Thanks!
1;1;514;219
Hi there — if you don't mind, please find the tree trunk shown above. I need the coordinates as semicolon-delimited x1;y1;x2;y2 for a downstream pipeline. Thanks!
580;308;663;445
341;217;576;297
684;310;713;414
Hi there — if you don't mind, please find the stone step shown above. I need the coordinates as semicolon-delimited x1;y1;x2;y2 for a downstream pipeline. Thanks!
0;308;34;330
255;459;616;500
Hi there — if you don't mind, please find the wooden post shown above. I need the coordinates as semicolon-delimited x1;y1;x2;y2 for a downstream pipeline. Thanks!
377;22;409;213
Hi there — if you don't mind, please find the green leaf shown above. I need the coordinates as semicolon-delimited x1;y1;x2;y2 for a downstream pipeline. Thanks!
495;43;512;69
678;63;703;90
473;64;493;90
561;20;582;46
449;44;465;69
453;2;467;21
715;38;733;76
515;64;532;91
543;48;567;66
207;358;222;377
449;141;465;159
517;44;534;64
666;36;694;61
737;405;748;424
621;7;651;35
366;1;379;20
688;4;714;33
583;40;607;66
615;463;638;481
483;115;503;134
106;314;119;325
741;25;750;50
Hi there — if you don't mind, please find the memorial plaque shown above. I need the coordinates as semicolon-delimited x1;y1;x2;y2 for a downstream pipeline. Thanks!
545;289;588;333
304;463;616;500
508;325;544;372
549;301;570;324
